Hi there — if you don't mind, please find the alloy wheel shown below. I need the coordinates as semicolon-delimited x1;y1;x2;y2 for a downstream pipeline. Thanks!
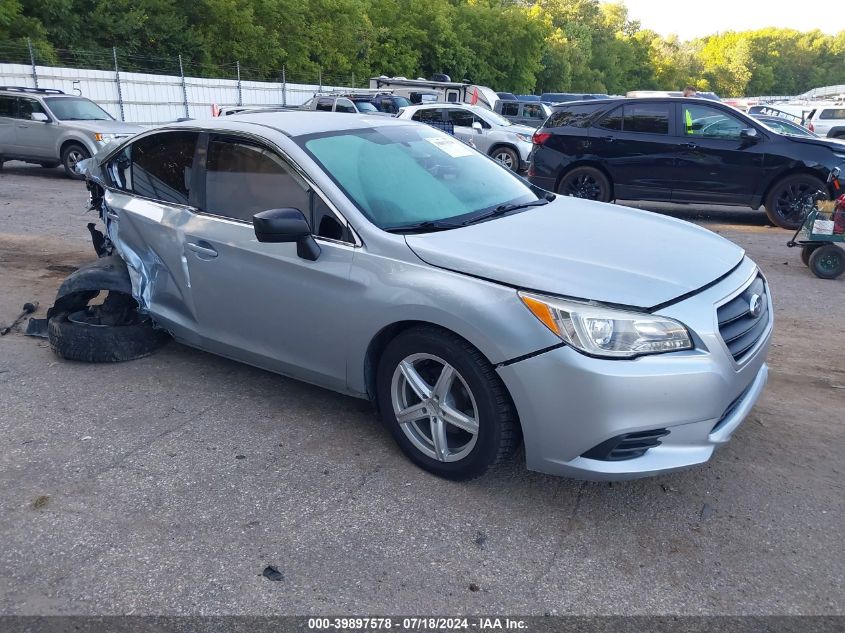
390;353;479;462
494;151;515;169
66;149;85;170
564;173;602;200
773;182;824;225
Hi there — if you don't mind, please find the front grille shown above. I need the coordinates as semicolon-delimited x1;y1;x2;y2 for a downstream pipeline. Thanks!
717;275;770;362
582;429;670;462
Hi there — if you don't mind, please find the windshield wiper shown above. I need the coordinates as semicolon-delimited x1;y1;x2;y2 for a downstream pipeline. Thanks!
384;220;461;234
458;198;550;226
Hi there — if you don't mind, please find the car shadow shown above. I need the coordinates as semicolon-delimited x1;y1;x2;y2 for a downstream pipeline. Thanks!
1;161;70;180
619;200;770;227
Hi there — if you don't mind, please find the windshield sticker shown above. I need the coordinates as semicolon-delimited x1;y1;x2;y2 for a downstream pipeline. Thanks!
425;136;474;158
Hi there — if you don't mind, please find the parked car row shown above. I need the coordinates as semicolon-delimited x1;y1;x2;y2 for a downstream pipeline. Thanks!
4;84;843;231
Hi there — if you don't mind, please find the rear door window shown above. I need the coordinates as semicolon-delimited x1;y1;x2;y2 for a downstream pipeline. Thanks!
412;108;443;123
131;131;199;205
820;109;845;120
334;99;356;113
523;104;546;121
597;106;623;131
623;103;670;134
0;96;17;118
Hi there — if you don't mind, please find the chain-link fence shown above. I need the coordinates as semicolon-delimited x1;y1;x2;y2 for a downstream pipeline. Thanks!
0;39;366;125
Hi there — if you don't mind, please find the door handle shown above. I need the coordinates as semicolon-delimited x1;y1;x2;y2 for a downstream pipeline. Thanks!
683;142;698;149
186;241;218;258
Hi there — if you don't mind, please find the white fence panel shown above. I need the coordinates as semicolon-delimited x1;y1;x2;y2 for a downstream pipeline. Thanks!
0;63;354;125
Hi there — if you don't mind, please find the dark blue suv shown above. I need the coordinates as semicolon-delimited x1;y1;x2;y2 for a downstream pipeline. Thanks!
528;97;845;229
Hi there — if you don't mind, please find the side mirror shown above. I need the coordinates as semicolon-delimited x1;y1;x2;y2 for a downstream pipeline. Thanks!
253;208;321;261
31;112;50;123
472;121;483;133
740;127;759;141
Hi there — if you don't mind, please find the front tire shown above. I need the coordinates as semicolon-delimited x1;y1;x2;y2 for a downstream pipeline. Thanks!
491;146;519;172
376;326;519;480
764;174;827;230
61;143;90;179
557;166;612;202
808;244;845;279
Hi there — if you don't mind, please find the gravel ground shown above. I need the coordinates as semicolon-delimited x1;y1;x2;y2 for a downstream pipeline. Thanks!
0;162;843;616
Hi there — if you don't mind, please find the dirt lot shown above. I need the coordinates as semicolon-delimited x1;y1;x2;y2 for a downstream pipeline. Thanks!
0;162;843;616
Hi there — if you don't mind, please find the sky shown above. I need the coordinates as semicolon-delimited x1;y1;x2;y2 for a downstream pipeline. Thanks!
610;0;845;41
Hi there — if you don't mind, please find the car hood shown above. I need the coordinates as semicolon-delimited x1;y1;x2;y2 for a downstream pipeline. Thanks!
60;119;145;135
505;124;536;136
786;135;845;151
405;198;745;309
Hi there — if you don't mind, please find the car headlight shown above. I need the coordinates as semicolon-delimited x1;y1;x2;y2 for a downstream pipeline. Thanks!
519;292;693;358
515;133;532;143
94;133;117;142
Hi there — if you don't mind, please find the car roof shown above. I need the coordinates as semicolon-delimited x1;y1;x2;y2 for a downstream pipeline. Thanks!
165;111;417;137
0;89;78;98
404;102;481;112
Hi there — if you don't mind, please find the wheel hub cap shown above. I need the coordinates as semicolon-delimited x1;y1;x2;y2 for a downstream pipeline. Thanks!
391;353;479;462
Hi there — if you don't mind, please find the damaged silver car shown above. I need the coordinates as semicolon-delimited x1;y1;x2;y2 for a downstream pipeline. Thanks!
51;112;772;481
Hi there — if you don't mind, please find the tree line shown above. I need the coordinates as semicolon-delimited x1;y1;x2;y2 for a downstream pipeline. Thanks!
2;0;843;97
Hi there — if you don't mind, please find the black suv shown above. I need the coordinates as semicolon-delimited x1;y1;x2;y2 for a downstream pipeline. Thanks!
528;97;845;228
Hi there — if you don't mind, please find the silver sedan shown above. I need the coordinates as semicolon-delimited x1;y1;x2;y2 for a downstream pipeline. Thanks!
73;112;771;480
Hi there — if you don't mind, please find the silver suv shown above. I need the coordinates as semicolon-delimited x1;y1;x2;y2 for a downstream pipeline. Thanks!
806;104;845;139
300;94;391;116
398;103;535;171
0;86;143;178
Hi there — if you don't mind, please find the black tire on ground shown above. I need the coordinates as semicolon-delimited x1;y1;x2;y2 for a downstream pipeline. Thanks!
376;325;520;480
40;161;60;169
557;166;612;202
490;146;520;172
764;174;828;230
801;244;823;266
61;143;90;179
808;244;845;280
48;305;170;363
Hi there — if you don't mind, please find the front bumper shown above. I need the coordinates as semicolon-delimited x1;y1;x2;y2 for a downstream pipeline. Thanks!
497;258;772;480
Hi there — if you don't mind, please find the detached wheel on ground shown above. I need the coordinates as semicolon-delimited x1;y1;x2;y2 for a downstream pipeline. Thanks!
801;244;823;266
48;292;169;362
764;174;827;230
808;244;845;279
61;143;90;179
376;326;520;480
557;166;612;202
491;146;519;172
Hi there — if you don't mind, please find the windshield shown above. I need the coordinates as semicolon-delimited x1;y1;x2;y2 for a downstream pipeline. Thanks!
299;124;538;231
44;97;113;121
392;96;412;108
353;100;378;112
758;118;814;137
